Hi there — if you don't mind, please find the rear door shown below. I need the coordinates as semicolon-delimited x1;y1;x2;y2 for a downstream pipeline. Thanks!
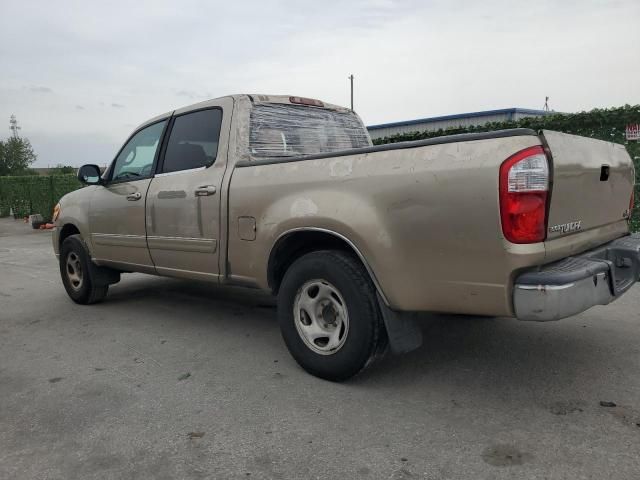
543;130;635;240
145;98;232;281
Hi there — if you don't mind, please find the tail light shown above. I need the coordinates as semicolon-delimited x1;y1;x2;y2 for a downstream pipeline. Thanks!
499;146;550;243
289;96;324;107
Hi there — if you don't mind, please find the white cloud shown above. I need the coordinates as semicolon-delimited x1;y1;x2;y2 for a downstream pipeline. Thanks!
28;86;53;93
0;0;638;166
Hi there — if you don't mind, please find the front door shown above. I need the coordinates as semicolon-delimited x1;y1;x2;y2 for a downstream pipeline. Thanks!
89;119;168;272
145;102;229;281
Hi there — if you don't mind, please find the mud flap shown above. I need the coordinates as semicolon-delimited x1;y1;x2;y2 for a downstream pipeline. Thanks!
78;236;121;287
91;263;121;287
376;294;423;354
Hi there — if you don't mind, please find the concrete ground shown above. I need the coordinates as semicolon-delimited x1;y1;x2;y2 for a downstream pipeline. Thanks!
0;217;639;480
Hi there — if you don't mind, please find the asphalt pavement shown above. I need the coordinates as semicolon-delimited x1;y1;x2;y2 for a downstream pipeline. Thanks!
1;217;639;479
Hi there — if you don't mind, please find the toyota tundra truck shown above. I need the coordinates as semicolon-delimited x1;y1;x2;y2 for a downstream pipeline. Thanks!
52;94;639;381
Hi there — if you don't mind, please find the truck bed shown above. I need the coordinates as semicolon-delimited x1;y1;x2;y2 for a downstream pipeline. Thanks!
227;127;633;316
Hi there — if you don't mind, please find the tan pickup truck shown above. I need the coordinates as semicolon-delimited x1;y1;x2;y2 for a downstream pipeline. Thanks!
53;94;639;380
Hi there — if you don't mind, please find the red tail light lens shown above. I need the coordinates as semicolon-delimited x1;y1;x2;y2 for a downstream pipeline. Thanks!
499;146;549;243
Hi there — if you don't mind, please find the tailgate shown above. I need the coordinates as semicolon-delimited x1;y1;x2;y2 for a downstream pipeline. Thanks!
543;130;634;241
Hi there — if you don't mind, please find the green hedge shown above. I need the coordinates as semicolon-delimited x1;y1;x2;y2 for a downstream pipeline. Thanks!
0;174;83;220
372;105;640;232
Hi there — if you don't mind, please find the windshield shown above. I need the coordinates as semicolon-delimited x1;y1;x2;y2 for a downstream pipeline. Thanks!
249;103;371;160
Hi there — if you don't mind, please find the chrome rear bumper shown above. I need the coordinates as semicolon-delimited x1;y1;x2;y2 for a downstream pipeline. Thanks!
514;234;640;321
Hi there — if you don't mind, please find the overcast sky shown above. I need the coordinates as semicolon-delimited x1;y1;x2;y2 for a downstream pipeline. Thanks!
1;0;638;167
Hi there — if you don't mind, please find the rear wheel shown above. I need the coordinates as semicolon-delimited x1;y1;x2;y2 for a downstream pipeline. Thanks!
277;250;387;381
60;235;109;304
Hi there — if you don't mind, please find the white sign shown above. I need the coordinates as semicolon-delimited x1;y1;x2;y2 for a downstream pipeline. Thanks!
626;123;640;141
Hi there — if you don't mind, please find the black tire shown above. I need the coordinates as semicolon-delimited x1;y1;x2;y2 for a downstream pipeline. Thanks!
60;234;109;304
277;250;387;381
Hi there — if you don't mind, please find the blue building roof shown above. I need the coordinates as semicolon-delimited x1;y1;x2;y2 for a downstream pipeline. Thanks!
367;108;551;130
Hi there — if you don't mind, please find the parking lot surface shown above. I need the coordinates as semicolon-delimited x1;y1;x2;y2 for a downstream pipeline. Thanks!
1;217;639;479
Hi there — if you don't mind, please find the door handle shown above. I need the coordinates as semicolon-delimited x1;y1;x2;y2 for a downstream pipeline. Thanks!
126;192;142;201
195;185;217;196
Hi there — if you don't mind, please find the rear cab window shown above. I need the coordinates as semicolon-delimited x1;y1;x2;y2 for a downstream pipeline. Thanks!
161;109;223;173
249;103;371;160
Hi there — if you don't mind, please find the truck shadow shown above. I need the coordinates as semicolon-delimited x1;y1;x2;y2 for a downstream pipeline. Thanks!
104;274;621;395
354;311;616;394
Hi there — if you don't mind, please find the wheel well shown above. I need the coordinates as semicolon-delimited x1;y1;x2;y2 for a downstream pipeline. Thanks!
268;230;373;295
59;223;80;248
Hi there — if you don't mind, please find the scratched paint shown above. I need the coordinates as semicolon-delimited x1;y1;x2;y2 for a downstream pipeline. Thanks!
329;158;353;177
290;198;318;217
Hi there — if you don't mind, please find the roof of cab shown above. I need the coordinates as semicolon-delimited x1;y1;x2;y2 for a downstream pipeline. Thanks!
134;94;349;132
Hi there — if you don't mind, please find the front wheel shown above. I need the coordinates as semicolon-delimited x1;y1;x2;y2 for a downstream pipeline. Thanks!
277;250;387;381
60;235;109;304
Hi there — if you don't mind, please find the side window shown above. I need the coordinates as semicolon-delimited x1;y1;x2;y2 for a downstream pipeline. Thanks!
162;109;222;174
111;120;166;182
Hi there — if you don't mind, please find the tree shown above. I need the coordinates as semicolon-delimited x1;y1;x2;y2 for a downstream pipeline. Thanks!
0;136;37;176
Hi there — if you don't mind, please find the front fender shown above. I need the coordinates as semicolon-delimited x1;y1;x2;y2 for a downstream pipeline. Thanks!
54;187;95;255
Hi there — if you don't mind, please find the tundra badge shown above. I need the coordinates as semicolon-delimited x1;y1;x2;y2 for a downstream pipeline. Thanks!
549;221;582;234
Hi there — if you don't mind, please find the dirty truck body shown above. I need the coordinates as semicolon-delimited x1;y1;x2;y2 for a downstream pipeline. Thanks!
53;94;639;380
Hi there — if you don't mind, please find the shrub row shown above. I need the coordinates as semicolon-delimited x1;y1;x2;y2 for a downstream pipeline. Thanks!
0;174;83;220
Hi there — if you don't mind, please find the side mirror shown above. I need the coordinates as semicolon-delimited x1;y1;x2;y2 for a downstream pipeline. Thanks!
77;164;102;185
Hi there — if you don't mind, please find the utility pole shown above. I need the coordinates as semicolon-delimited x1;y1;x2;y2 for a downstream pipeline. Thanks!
9;115;21;138
348;74;354;111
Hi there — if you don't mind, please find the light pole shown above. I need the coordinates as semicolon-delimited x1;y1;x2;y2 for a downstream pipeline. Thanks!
9;115;21;138
348;74;354;112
